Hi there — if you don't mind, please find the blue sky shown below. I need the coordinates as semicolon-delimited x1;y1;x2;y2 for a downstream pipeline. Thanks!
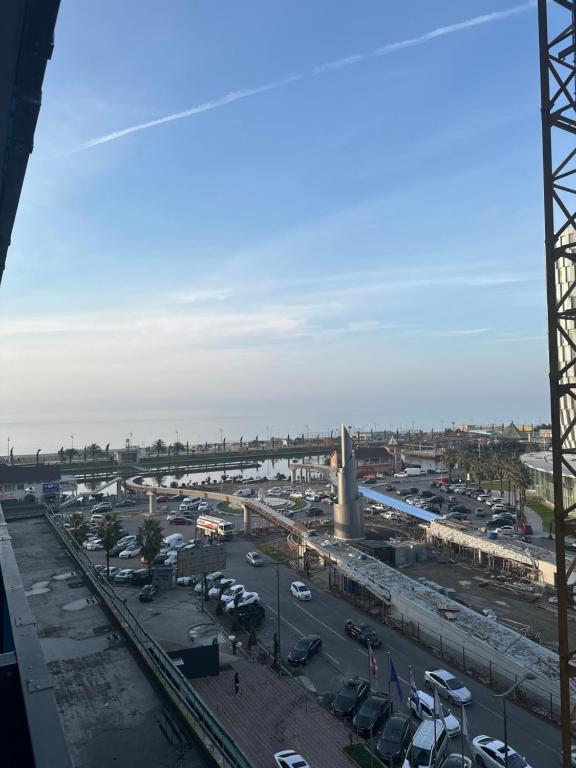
0;1;551;450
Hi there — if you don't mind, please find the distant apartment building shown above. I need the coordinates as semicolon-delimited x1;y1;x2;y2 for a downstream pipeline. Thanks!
0;465;61;502
329;444;395;478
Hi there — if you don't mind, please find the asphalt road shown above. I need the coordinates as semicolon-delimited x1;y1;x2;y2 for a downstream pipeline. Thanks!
87;491;561;767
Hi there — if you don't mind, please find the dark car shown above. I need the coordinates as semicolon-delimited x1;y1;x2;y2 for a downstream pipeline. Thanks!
156;495;172;503
287;635;322;665
168;515;192;525
384;485;395;491
130;568;150;586
375;714;411;765
153;553;169;565
450;505;469;514
116;498;137;507
332;678;370;719
352;693;393;737
236;603;266;630
307;507;325;517
138;584;159;602
344;619;382;648
418;490;434;499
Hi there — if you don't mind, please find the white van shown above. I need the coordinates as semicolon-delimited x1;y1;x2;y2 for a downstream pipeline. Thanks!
163;533;184;550
233;488;253;498
179;497;201;512
402;720;448;768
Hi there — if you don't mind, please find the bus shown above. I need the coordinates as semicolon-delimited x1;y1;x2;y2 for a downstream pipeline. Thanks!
196;514;235;541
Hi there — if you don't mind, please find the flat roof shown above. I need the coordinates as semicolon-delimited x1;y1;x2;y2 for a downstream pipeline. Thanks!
521;451;575;477
359;486;441;522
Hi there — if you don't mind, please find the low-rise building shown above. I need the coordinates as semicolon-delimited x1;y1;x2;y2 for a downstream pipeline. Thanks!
0;464;61;502
329;444;395;478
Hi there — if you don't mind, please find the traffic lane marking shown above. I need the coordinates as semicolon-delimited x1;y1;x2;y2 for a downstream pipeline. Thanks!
266;603;340;667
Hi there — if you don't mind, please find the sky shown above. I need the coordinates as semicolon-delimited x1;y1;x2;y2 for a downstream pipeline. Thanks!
0;1;552;452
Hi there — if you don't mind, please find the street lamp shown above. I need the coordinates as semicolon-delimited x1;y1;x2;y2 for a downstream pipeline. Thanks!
273;556;305;665
494;673;536;768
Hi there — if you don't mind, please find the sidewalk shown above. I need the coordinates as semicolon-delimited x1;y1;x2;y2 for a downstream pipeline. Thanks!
523;503;546;538
192;653;352;768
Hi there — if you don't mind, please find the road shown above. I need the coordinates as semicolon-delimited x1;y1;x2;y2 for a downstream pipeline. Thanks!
86;490;561;767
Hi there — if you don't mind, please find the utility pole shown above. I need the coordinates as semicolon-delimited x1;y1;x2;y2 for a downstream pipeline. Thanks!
538;2;576;764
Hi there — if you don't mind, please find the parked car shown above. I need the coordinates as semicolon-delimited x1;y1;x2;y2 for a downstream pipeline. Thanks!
376;714;411;765
119;544;142;558
102;566;120;580
116;498;136;508
197;501;210;512
225;591;260;612
290;581;312;601
130;568;150;585
353;693;393;737
168;515;192;525
495;526;516;536
220;584;245;604
408;690;461;737
246;551;264;567
91;501;112;513
113;568;134;584
156;495;171;503
83;538;104;551
471;736;532;768
208;577;236;599
332;677;370;718
423;669;471;705
440;756;472;768
307;507;324;517
344;619;382;647
274;750;311;768
287;635;322;665
138;584;159;602
403;720;449;768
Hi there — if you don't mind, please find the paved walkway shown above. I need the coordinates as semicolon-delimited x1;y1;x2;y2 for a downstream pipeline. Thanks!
524;503;546;537
192;654;352;768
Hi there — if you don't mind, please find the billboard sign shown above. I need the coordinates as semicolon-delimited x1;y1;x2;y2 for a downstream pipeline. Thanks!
42;482;60;494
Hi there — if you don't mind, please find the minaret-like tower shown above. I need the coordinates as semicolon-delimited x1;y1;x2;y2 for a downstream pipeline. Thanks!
333;424;365;540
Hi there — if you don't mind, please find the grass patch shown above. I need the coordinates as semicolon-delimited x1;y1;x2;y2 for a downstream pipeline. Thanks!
256;539;291;561
526;499;554;528
478;480;506;491
343;744;385;768
291;498;306;511
217;501;243;515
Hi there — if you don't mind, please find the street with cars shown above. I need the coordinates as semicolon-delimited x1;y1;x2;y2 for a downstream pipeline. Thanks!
73;484;561;768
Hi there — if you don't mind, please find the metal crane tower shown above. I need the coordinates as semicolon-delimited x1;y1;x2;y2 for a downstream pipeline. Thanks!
538;0;576;763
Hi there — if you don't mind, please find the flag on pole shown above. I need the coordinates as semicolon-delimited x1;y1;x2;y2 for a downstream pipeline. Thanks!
409;666;421;717
461;702;469;741
389;657;403;701
368;643;378;678
433;688;448;731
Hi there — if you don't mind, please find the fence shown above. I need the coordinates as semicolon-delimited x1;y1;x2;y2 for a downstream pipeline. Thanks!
388;611;560;722
45;513;254;768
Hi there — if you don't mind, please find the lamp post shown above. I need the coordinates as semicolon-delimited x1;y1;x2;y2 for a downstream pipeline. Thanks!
494;673;536;768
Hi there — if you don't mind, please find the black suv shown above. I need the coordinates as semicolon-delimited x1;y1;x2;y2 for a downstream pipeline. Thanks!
307;507;325;517
332;678;370;718
344;619;382;648
353;693;393;737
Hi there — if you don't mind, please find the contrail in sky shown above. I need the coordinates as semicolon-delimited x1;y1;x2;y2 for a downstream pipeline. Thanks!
75;2;534;152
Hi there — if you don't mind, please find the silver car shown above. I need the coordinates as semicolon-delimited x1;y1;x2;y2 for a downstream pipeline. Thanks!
424;669;472;706
246;551;264;567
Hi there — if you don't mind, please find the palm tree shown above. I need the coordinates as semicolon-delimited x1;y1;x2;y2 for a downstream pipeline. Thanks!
58;447;65;462
105;443;110;459
88;443;102;459
136;518;164;576
97;513;123;575
64;448;78;464
172;441;185;455
443;449;458;479
152;439;166;457
68;512;89;544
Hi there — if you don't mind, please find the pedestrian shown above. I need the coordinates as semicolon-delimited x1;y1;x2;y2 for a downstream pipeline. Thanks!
231;637;238;655
234;672;240;696
247;629;257;653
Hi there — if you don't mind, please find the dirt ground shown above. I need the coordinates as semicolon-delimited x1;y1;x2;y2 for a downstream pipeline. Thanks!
399;556;576;651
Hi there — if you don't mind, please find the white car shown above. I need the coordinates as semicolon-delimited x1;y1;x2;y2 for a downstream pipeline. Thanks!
471;736;531;768
83;538;104;551
394;472;407;478
197;501;209;512
113;568;134;584
290;492;304;499
424;669;472;705
225;591;260;612
274;749;311;768
176;576;193;586
119;545;142;558
485;497;503;507
208;577;236;599
495;526;515;536
290;581;312;601
408;690;461;737
220;584;245;604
